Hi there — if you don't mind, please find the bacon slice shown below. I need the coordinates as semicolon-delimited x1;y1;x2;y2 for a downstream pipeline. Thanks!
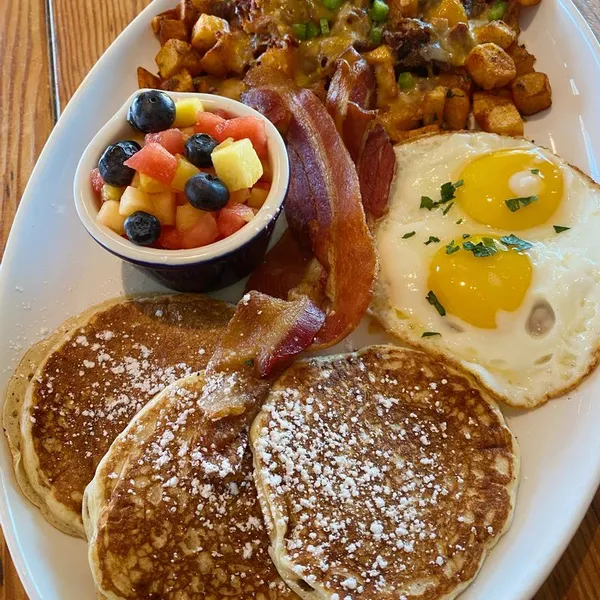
243;71;378;347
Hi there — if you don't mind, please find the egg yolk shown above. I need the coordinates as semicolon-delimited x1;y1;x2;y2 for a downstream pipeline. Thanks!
428;236;533;329
455;149;564;230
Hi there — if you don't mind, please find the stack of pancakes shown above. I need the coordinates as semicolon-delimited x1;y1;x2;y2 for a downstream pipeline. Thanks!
4;295;519;600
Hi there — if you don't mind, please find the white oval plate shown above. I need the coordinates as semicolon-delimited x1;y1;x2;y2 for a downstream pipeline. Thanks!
1;1;599;598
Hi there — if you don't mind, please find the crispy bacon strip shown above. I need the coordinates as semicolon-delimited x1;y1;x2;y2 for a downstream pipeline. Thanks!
243;71;378;347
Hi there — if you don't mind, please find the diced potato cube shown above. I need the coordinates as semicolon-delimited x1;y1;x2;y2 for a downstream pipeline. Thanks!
178;0;199;30
509;44;536;76
212;139;263;192
472;91;512;124
139;174;170;194
389;0;418;21
259;47;295;78
481;103;524;136
137;67;162;90
171;156;201;192
364;45;395;65
159;19;189;46
423;86;447;126
511;72;552;115
465;43;516;90
161;69;195;92
379;102;423;141
248;186;269;209
100;184;125;203
176;203;207;232
475;20;517;49
375;63;398;108
150;191;177;226
394;124;441;143
151;9;179;35
217;78;248;101
97;201;126;235
517;0;540;5
174;97;204;127
191;14;230;52
119;187;155;217
444;88;470;129
156;39;202;80
426;0;467;26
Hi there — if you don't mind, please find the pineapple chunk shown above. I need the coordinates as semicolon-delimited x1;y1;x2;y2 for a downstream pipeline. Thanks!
176;203;207;232
171;156;201;192
100;184;125;203
139;173;170;193
174;97;204;128
214;137;234;152
150;191;177;226
191;14;230;52
248;186;269;209
212;139;263;192
119;187;154;217
97;201;126;235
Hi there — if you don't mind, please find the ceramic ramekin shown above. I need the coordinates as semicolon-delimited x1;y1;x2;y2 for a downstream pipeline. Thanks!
74;90;289;292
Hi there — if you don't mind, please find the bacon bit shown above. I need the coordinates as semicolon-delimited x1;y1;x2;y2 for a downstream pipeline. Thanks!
243;71;377;348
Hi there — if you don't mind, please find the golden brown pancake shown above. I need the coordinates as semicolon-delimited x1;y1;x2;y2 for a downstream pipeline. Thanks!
5;294;234;537
84;373;298;599
251;345;519;600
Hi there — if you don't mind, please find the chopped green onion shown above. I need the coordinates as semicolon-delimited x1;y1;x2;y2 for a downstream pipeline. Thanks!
398;72;415;90
402;231;416;239
425;236;440;245
463;239;497;258
455;218;464;225
446;240;460;255
530;168;540;175
422;331;441;338
323;0;344;9
292;23;307;40
420;196;434;210
505;195;539;212
306;21;319;39
320;17;330;35
500;234;533;250
369;0;390;22
442;201;454;215
553;225;570;233
488;0;508;21
370;24;384;44
426;291;446;317
462;233;470;239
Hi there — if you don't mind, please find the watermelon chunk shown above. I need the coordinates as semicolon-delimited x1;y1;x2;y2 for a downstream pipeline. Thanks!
90;168;104;194
217;202;255;238
213;109;230;119
124;143;177;184
194;112;226;140
158;227;183;250
181;213;219;248
218;116;268;159
145;129;187;156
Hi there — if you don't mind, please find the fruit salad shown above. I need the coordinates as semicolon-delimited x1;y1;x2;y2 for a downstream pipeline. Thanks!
90;91;271;250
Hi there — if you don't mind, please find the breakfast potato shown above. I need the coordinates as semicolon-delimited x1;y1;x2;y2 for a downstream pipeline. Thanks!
364;45;395;65
258;47;295;78
151;9;179;35
161;68;195;92
156;39;203;79
472;91;511;122
200;32;253;77
137;67;161;90
191;13;230;52
395;124;441;143
375;63;399;107
159;19;189;46
423;86;447;126
178;0;199;31
481;102;524;136
435;70;473;95
517;0;541;5
444;88;470;129
475;20;517;49
509;44;536;76
465;43;517;90
379;103;423;141
511;72;552;115
217;78;247;100
193;75;220;93
388;0;419;21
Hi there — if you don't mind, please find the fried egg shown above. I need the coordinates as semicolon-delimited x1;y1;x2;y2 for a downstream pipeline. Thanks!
371;132;600;408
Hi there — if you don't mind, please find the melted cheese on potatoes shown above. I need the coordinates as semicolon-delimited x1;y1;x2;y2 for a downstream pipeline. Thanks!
371;133;600;408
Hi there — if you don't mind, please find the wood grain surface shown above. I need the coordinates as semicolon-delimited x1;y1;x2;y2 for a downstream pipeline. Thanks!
0;0;599;598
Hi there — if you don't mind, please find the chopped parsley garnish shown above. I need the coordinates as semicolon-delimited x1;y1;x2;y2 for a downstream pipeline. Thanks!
553;225;570;233
446;240;460;255
442;202;454;215
426;290;446;316
424;236;440;245
455;218;464;225
422;331;441;338
530;168;540;175
463;237;497;258
505;195;539;212
500;234;533;251
402;231;416;239
420;180;464;212
462;233;470;239
244;358;255;367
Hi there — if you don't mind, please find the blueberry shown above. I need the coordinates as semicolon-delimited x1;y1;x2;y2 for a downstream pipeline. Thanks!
184;134;219;168
124;211;162;246
98;140;141;187
127;91;176;133
185;173;230;211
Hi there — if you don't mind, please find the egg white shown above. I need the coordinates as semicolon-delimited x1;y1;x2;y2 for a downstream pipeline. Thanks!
371;132;600;408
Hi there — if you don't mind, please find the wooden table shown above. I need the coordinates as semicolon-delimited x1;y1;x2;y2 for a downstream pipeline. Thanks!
1;0;599;598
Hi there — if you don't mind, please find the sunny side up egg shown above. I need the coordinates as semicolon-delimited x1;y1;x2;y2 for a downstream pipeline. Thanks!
371;132;600;409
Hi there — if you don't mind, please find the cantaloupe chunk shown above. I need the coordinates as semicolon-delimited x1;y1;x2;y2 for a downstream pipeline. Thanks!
119;187;155;217
247;186;269;209
176;203;208;232
100;184;125;203
150;191;177;226
97;200;126;235
211;139;263;191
